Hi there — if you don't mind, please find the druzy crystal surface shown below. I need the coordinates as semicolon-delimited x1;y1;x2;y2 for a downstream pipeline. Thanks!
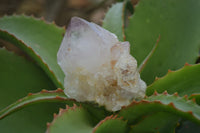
57;17;146;111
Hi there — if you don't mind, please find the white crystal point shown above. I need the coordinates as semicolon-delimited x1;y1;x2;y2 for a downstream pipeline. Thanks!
57;17;146;111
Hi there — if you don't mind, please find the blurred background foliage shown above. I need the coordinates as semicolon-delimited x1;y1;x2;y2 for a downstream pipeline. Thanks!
0;0;115;26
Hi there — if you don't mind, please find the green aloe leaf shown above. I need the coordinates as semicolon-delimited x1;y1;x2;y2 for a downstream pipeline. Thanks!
146;64;200;97
126;0;200;84
0;88;110;127
0;15;65;88
119;93;200;127
46;104;93;133
0;89;73;119
130;112;179;133
176;120;200;133
93;115;128;133
103;2;126;41
0;48;63;133
189;94;200;105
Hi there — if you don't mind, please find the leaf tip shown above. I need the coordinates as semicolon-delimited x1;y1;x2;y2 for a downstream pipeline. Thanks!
184;95;188;100
55;88;63;93
41;89;48;93
173;92;178;97
169;102;175;108
46;122;51;128
27;93;33;96
188;111;193;115
53;113;57;118
153;91;158;96
184;62;191;66
163;91;168;95
155;76;160;81
192;98;196;103
167;69;173;73
59;108;64;114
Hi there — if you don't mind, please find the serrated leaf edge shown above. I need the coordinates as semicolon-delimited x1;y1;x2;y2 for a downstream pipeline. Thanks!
0;88;75;119
46;104;82;133
120;91;200;124
0;29;63;88
146;63;196;95
92;115;125;133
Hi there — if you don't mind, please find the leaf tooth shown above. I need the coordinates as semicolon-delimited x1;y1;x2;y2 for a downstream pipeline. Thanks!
56;104;81;119
27;93;33;96
112;115;118;119
167;69;173;73
141;100;151;104
92;114;123;133
163;91;168;95
192;98;196;103
173;92;178;97
109;115;123;120
55;95;62;100
62;25;66;30
53;113;57;118
106;115;114;120
46;122;51;128
184;95;188;100
123;34;126;41
72;103;78;110
41;89;48;93
66;105;70;109
59;108;64;114
188;111;193;115
55;88;63;93
155;76;160;81
153;91;158;96
184;62;191;66
168;102;175;108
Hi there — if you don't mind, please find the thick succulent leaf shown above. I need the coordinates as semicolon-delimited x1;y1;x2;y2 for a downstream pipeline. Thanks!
146;64;200;97
0;89;74;119
176;120;200;133
189;94;200;105
0;48;63;133
130;112;179;133
0;15;65;88
119;93;200;125
103;2;125;41
0;88;110;126
46;104;93;133
126;0;200;84
93;115;128;133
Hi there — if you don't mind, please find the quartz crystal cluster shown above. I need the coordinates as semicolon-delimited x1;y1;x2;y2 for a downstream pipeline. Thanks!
57;17;146;111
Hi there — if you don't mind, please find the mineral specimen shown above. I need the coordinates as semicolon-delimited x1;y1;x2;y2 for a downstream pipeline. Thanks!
57;17;146;111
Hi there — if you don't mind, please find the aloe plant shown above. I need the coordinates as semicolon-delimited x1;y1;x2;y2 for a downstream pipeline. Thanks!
1;0;200;132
